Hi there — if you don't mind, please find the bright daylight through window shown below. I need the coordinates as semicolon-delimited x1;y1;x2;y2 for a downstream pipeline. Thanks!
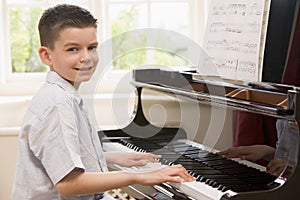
4;0;197;75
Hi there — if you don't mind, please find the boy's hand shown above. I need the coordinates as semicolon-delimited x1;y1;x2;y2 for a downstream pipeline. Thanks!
105;151;161;167
136;164;196;185
267;159;292;177
217;145;275;161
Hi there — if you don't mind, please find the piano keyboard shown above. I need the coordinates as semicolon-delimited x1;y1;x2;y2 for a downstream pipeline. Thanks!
103;138;283;200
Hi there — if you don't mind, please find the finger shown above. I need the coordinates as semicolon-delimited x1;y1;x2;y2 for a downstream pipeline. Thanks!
145;153;161;162
218;149;243;158
168;165;195;182
165;176;185;183
217;149;231;155
242;154;257;161
133;152;161;162
131;160;148;166
269;167;282;176
267;163;282;176
223;152;241;158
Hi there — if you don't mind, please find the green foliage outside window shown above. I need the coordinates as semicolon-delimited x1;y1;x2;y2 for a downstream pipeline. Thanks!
9;5;188;73
111;6;189;70
10;7;46;73
111;6;147;70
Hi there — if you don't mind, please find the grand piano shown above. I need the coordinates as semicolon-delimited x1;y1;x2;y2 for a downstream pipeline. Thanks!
97;0;300;199
99;68;299;200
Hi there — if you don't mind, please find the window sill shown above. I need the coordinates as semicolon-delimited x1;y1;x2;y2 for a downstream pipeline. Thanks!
0;127;19;136
0;90;182;133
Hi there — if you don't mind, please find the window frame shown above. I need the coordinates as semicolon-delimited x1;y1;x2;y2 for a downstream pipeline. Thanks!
0;0;208;95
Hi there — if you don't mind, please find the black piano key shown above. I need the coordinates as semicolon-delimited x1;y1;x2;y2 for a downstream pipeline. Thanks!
173;160;206;166
243;174;277;185
161;159;172;165
201;159;239;166
196;176;207;182
218;185;228;192
212;165;239;170
187;163;219;170
222;167;261;175
201;153;224;159
184;152;220;159
170;147;201;154
172;162;215;170
190;169;224;175
182;152;214;159
224;184;253;192
155;148;178;153
210;177;247;185
205;179;219;188
116;139;280;193
162;155;192;161
234;170;265;178
200;174;239;184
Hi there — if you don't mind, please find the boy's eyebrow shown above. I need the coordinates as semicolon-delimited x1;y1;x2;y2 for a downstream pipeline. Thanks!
63;42;80;48
64;41;99;47
90;41;99;46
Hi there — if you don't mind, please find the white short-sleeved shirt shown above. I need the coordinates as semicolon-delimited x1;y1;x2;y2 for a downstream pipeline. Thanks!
11;71;108;200
275;119;299;169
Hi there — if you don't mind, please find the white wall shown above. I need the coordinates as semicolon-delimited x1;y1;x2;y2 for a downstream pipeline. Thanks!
0;130;19;200
0;98;29;200
0;89;235;199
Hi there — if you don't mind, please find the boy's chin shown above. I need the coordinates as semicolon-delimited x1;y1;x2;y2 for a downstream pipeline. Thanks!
74;77;92;83
75;73;95;81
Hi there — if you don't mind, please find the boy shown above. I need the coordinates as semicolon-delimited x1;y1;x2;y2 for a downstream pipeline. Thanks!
11;4;194;200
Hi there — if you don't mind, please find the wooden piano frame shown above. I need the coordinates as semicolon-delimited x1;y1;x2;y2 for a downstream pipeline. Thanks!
101;68;300;199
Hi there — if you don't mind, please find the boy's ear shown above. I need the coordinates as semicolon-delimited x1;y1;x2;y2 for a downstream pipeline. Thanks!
38;46;52;66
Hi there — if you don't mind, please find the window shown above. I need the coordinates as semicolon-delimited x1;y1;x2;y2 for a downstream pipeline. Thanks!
108;0;192;70
4;0;89;74
9;6;44;73
0;0;208;94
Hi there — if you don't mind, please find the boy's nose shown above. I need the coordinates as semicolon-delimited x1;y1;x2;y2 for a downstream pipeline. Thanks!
80;50;92;63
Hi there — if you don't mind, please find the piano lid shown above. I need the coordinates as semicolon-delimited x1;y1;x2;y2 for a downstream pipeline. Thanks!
132;68;299;120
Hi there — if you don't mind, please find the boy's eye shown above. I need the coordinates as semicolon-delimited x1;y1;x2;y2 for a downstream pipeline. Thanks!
88;45;98;51
67;47;78;52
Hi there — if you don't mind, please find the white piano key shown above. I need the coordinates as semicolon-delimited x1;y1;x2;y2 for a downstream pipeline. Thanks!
103;141;237;200
103;142;134;152
170;181;236;200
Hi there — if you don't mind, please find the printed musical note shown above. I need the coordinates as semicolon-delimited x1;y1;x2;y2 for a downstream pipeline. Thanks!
238;60;256;75
210;57;238;72
212;5;227;16
202;0;270;82
206;39;241;52
227;3;247;16
249;3;262;16
210;22;243;33
240;42;258;54
245;22;260;33
212;3;247;16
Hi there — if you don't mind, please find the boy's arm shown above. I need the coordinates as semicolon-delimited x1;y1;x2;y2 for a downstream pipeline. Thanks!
104;151;161;167
55;164;195;198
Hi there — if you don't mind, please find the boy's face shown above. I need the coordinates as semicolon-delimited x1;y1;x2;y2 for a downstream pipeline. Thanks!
45;27;99;85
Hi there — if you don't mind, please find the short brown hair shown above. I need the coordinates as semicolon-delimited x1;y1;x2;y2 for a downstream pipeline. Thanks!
38;4;97;49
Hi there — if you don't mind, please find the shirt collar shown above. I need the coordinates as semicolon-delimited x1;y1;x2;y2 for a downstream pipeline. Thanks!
46;71;82;105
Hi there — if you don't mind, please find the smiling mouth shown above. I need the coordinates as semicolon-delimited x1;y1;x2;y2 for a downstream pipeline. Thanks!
74;66;94;71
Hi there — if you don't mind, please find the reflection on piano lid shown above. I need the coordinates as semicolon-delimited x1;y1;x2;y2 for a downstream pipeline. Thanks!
103;136;284;200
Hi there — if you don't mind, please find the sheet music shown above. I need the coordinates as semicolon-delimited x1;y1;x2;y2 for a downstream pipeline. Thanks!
202;0;271;82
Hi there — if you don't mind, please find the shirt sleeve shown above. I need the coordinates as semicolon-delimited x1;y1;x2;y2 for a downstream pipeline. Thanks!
275;119;299;167
29;101;85;185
